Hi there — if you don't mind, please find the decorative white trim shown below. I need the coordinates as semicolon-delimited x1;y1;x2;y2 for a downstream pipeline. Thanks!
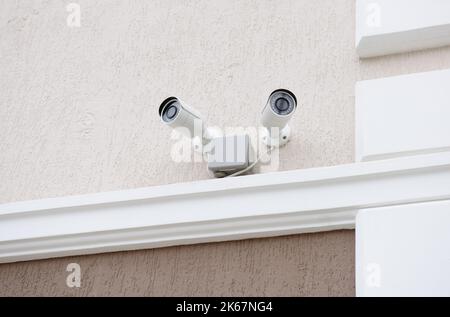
356;199;450;296
1;152;450;263
355;68;450;162
354;65;450;296
356;0;450;58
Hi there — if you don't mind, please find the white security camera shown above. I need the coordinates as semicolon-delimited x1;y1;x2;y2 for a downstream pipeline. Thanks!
260;89;297;147
159;97;204;139
159;97;222;152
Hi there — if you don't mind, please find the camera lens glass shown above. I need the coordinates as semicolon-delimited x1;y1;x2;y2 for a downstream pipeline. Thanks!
269;91;296;116
166;105;177;119
162;100;179;122
275;98;289;112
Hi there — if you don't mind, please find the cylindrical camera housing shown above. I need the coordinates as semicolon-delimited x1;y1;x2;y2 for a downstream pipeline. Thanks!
159;97;204;138
261;89;297;129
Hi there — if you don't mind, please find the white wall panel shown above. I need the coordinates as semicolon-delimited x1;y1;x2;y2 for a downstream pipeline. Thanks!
355;68;450;162
356;0;450;58
356;200;450;296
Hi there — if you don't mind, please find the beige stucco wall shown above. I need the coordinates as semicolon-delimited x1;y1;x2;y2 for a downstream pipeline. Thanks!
0;231;355;296
1;0;450;296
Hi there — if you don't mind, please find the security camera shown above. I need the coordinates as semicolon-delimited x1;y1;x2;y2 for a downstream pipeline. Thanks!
159;97;222;153
260;89;297;147
159;97;204;139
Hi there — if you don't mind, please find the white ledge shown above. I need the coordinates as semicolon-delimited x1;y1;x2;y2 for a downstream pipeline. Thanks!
1;152;450;263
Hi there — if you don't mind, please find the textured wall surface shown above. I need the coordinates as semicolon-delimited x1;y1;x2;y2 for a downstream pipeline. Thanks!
2;0;450;198
1;0;450;296
0;231;355;297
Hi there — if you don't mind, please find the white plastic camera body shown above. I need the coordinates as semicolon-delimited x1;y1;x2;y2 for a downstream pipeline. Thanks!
260;89;297;148
160;97;215;153
159;97;203;138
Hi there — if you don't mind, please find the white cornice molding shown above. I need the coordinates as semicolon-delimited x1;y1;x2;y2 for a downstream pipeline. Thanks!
1;151;450;263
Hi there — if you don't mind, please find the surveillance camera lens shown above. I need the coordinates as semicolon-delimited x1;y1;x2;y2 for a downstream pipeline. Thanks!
269;90;296;116
275;98;290;112
166;105;178;119
161;100;179;122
